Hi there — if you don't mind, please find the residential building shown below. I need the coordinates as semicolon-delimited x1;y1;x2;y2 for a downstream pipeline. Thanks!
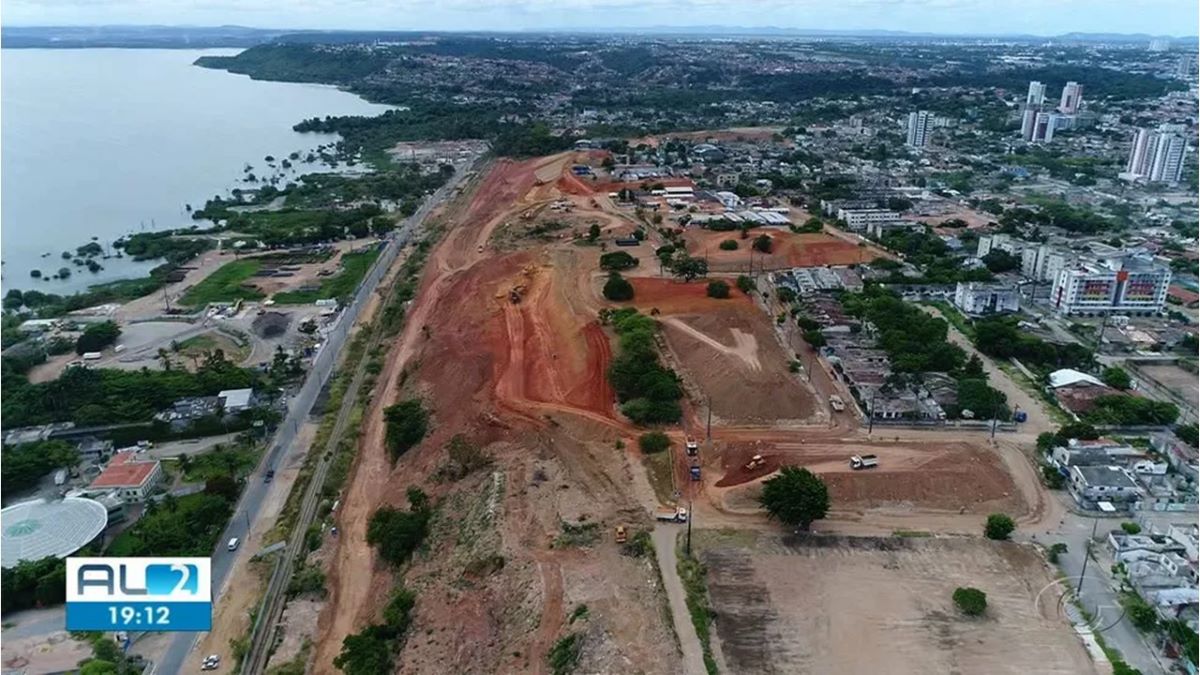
1059;81;1083;114
1026;80;1046;106
953;282;1020;316
1020;107;1038;141
906;110;932;148
1068;465;1142;507
1123;125;1188;185
89;452;164;503
838;208;901;232
1050;252;1172;316
218;388;255;414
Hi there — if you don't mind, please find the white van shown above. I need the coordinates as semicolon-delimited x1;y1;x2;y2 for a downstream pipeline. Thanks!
227;537;240;552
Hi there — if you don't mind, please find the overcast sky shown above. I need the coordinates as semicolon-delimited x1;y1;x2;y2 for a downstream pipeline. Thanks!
3;0;1197;36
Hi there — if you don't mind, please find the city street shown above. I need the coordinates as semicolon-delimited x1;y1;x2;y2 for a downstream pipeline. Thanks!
153;159;477;675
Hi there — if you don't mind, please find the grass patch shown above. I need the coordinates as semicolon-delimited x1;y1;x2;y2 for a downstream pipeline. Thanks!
273;249;380;304
547;633;582;675
892;529;933;538
677;547;720;675
553;521;601;549
643;449;676;505
175;333;250;363
180;443;261;482
180;258;264;306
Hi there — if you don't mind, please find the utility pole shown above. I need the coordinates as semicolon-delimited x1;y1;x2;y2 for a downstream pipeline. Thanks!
1076;518;1099;595
706;397;712;442
868;388;877;435
686;493;694;557
162;286;172;313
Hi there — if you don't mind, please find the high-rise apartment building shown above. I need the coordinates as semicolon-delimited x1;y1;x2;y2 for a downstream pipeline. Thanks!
1050;252;1172;317
1123;125;1188;184
1058;82;1083;114
1026;81;1046;106
906;110;932;148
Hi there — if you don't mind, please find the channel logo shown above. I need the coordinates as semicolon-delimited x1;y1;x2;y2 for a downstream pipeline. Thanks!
66;557;212;632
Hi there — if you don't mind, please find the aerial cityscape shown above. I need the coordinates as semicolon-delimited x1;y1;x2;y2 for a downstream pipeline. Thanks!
0;6;1197;675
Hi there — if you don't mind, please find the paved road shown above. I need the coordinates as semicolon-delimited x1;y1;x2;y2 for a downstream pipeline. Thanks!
651;524;709;675
1020;503;1172;675
155;160;477;675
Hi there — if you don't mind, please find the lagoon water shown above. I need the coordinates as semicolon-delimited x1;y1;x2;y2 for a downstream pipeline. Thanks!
1;48;391;294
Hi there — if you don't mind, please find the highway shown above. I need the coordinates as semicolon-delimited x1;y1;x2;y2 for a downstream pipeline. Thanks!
155;158;478;675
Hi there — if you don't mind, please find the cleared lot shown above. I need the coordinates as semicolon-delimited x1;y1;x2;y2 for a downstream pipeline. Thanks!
696;531;1098;675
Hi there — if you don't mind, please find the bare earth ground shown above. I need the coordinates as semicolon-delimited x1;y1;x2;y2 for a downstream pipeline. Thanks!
695;531;1100;675
313;154;680;674
282;149;1081;674
683;229;885;272
659;309;816;425
1135;363;1200;409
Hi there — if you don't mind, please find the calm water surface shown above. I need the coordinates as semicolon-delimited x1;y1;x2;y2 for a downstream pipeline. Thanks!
1;49;390;293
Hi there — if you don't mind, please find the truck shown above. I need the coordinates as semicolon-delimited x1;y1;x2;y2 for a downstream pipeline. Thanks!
849;454;878;470
655;507;689;523
82;351;103;361
685;437;699;457
829;395;846;412
689;465;701;481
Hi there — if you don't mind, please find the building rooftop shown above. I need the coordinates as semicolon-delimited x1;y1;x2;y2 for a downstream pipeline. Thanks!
1;498;108;568
1077;465;1140;489
90;452;160;489
219;388;254;410
1048;369;1104;389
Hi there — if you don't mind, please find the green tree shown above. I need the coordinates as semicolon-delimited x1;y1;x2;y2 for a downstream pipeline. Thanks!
333;626;393;675
638;432;670;454
777;287;797;304
75;321;121;355
587;223;601;241
603;273;635;301
759;466;830;530
1101;366;1132;390
984;513;1015;540
1121;522;1142;535
719;239;738;251
383;399;429;460
706;280;731;299
752;234;773;253
668;253;708;282
599;251;639;271
952;587;988;616
736;275;754;294
366;489;431;566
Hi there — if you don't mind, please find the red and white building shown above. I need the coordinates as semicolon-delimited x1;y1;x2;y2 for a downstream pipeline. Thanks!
89;452;163;503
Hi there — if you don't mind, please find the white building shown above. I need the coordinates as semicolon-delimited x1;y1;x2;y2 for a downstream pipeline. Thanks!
838;208;902;232
1020;244;1075;283
1026;80;1047;106
88;452;164;503
1123;125;1187;185
954;282;1020;316
906;110;932;148
1050;252;1172;317
218;388;255;414
1059;81;1084;114
714;191;742;209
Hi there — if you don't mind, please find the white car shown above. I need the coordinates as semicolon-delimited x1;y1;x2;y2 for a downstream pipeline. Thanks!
201;654;220;670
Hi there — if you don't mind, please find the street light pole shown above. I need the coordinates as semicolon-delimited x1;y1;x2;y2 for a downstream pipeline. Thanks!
1076;518;1099;595
868;388;877;435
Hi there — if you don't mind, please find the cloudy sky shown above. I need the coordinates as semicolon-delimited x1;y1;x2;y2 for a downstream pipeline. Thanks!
3;0;1197;36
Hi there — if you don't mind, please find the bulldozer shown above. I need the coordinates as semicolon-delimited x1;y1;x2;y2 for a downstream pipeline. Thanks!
744;454;766;471
505;265;539;304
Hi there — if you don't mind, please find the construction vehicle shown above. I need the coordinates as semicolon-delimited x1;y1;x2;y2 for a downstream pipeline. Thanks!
685;437;699;456
829;394;846;412
615;525;628;544
744;454;766;471
655;507;689;523
849;454;879;470
689;465;701;481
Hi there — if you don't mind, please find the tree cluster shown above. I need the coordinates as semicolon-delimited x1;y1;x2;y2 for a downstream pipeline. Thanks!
366;488;431;566
383;399;430;460
606;309;682;424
